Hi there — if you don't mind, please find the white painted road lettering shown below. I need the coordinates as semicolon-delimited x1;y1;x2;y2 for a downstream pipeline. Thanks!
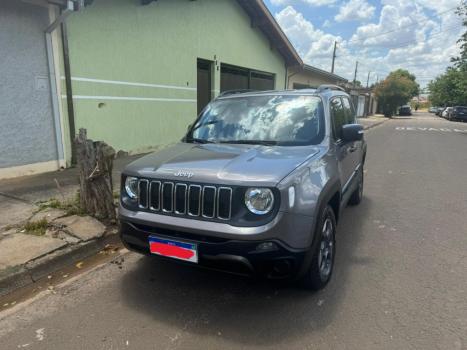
395;127;467;133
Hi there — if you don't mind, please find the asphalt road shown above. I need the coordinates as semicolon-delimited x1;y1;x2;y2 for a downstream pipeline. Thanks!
1;112;466;350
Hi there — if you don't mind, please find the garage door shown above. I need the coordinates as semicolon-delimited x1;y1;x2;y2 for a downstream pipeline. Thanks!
220;64;274;92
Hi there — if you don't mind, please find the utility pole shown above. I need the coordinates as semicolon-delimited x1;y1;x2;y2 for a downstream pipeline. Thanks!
366;71;371;88
331;41;337;74
353;61;359;87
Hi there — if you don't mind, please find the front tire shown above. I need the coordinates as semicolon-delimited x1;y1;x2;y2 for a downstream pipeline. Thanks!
301;205;336;290
348;167;364;205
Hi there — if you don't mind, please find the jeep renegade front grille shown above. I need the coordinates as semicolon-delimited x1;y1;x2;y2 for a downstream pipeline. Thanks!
137;180;232;221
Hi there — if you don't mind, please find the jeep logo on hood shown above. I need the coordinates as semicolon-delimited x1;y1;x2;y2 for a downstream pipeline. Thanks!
174;170;194;178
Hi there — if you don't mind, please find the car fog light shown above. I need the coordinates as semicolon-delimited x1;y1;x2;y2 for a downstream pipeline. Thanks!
256;242;278;251
124;176;139;199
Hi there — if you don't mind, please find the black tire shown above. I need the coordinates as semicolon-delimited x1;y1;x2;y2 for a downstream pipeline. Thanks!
348;167;364;206
301;205;337;290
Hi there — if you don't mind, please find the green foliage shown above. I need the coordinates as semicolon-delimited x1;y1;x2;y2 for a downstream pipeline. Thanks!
429;3;467;106
388;69;420;96
24;218;48;236
37;192;86;216
451;3;467;69
428;68;467;106
374;72;419;117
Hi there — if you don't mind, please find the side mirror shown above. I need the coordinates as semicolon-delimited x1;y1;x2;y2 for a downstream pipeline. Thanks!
187;123;193;131
342;124;364;142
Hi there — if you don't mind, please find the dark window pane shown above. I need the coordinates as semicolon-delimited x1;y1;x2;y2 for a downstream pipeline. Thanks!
293;83;312;89
221;65;249;91
341;97;355;124
331;98;346;140
197;60;212;115
250;72;274;90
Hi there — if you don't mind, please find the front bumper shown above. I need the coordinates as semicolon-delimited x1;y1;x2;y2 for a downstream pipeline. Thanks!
119;206;315;249
119;213;312;278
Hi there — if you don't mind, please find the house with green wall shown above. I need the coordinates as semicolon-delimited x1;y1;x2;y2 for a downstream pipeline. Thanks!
1;0;346;179
60;0;302;165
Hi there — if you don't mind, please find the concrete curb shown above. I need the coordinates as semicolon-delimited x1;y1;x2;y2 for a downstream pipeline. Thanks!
360;118;389;131
0;233;120;298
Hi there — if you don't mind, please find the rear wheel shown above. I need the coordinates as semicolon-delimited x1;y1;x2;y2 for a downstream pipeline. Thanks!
348;167;364;205
301;205;336;290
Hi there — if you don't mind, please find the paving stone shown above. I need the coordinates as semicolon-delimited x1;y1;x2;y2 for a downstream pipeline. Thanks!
54;215;106;241
1;229;17;237
0;233;66;270
0;197;36;231
29;208;67;223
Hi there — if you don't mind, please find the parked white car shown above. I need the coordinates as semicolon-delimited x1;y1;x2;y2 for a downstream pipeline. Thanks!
442;107;452;118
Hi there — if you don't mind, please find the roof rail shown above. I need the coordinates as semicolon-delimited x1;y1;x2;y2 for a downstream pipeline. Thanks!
217;89;256;98
316;84;346;93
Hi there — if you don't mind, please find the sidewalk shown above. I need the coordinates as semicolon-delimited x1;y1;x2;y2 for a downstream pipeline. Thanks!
357;114;388;130
0;154;142;296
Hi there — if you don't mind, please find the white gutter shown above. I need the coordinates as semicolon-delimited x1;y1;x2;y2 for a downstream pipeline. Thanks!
44;0;75;167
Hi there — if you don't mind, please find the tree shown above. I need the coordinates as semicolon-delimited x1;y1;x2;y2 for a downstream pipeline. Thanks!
387;69;420;96
374;71;419;117
428;68;467;106
429;3;467;106
451;2;467;69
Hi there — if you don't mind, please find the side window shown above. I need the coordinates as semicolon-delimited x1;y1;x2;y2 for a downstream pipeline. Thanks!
341;96;356;124
330;98;346;141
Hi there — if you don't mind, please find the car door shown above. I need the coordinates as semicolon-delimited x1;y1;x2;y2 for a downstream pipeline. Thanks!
341;96;363;188
330;97;355;196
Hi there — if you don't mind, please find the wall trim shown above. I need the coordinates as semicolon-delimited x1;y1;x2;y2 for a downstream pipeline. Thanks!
61;95;196;102
62;76;197;91
0;160;62;180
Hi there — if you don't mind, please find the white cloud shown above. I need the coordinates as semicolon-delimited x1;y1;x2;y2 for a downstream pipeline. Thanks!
270;0;337;7
274;3;463;87
335;0;376;22
323;19;332;28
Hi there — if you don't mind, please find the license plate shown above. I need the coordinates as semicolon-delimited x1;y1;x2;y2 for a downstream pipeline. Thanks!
148;236;198;263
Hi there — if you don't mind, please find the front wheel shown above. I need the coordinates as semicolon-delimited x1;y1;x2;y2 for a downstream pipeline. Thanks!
301;205;336;290
348;167;364;205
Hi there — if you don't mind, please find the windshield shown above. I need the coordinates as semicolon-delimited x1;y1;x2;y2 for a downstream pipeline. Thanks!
186;95;324;146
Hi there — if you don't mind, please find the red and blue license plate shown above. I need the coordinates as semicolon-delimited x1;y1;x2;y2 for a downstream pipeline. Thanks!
148;236;198;263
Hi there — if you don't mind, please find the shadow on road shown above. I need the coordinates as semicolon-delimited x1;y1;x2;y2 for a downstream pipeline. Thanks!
119;197;374;347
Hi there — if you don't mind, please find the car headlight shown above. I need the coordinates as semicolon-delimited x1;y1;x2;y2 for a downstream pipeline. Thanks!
244;188;274;215
124;176;139;199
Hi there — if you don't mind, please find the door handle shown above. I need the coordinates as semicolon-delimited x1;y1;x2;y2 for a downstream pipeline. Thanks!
349;146;357;153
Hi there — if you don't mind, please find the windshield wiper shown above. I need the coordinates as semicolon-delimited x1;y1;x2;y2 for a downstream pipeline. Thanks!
218;140;279;146
190;120;219;132
186;137;216;144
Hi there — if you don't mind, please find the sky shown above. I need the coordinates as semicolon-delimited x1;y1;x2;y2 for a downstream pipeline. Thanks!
263;0;465;89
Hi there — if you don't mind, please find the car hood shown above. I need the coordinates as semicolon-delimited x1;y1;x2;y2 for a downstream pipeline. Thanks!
124;142;322;186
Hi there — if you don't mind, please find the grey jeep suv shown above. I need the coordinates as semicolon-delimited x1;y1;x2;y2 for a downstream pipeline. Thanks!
119;85;366;290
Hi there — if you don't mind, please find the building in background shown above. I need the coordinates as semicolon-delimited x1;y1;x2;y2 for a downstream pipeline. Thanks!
2;0;370;180
287;64;348;90
0;0;65;179
60;0;302;162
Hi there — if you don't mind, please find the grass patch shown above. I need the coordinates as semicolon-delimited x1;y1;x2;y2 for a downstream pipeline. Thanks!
24;218;48;236
37;192;86;216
